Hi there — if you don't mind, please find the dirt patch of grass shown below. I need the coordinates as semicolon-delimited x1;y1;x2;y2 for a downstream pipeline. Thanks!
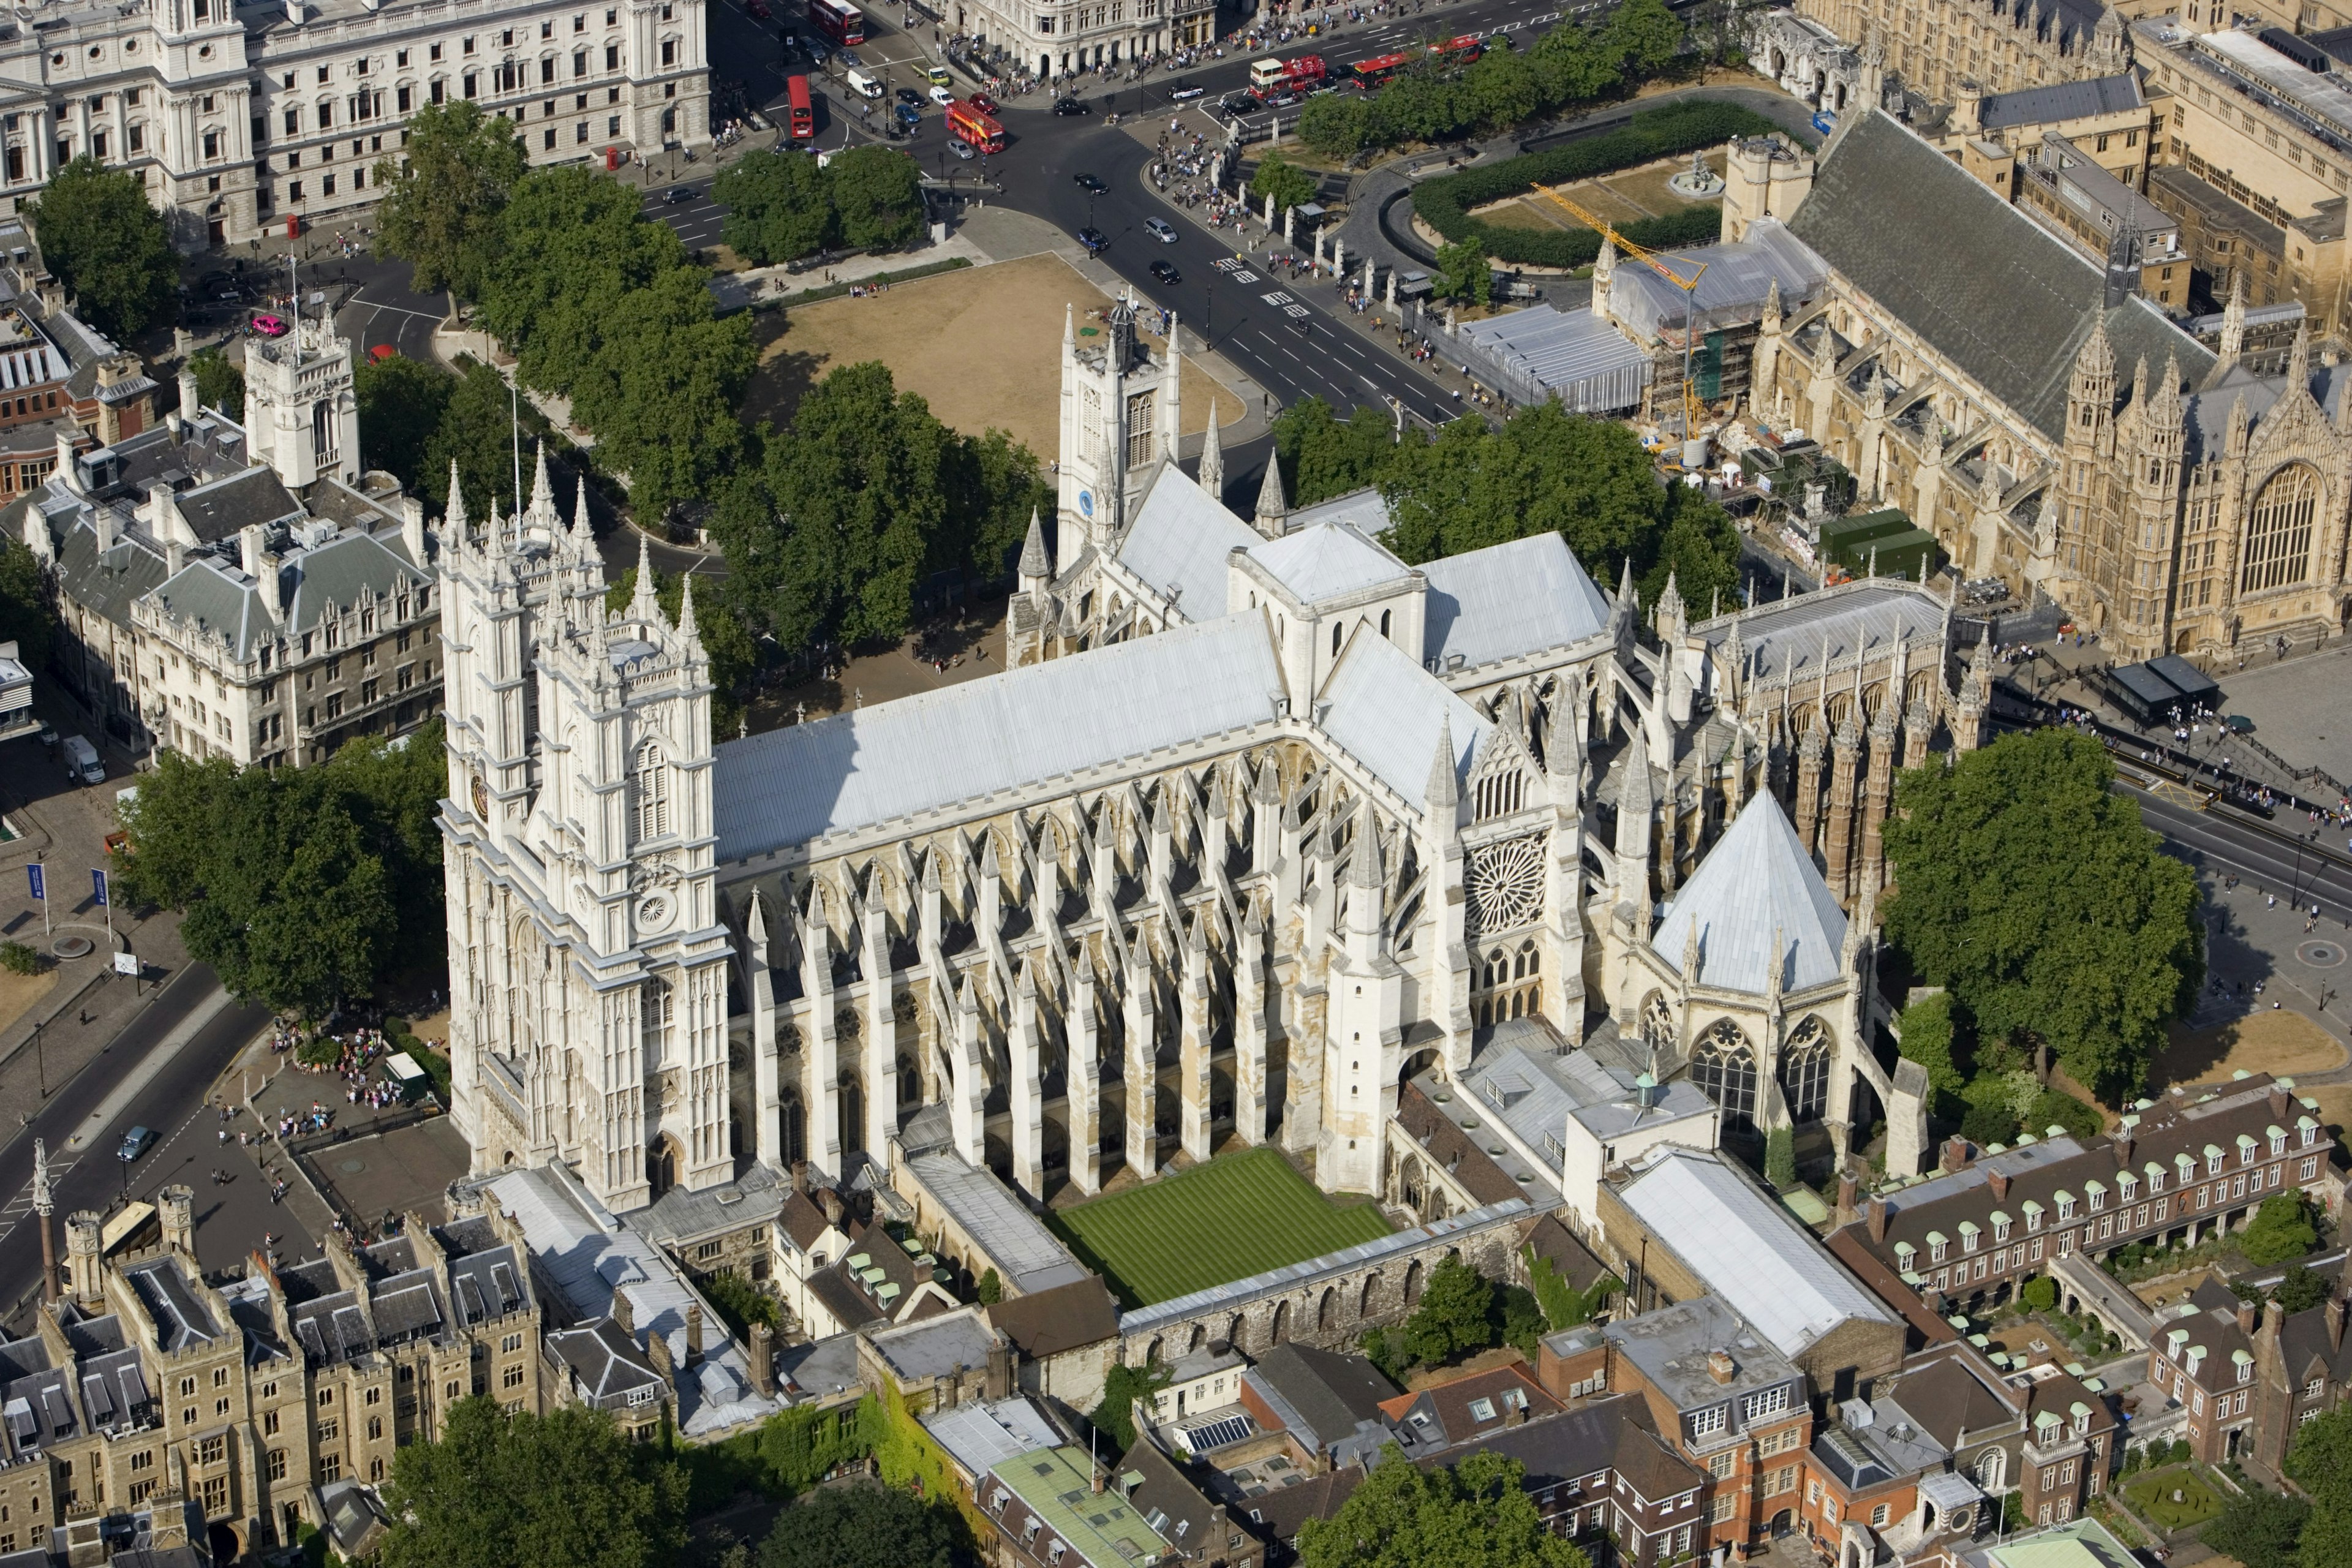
1600;149;1727;217
0;963;57;1038
745;251;1237;458
2158;1009;2348;1090
1468;198;1571;232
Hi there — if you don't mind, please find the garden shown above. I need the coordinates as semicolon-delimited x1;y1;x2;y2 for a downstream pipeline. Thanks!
2123;1464;2223;1533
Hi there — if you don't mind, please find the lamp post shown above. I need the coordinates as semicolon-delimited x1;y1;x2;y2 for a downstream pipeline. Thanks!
32;1139;54;1303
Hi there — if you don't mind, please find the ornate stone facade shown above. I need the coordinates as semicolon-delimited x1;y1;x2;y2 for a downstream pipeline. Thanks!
1793;0;2130;109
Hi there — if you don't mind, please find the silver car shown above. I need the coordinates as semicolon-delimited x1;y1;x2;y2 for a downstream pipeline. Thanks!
1145;217;1177;243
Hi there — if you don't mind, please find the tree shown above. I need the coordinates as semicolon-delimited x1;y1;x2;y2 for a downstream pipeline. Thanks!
187;347;244;423
1523;1248;1616;1330
1894;992;1963;1112
1298;1447;1587;1568
758;1483;960;1568
826;146;925;250
716;149;839;265
27;156;177;339
1088;1361;1169;1452
1432;238;1491;308
1882;729;2204;1098
1496;1283;1548;1360
478;166;689;398
2274;1262;2329;1314
380;1398;687;1568
421;358;558;518
2020;1276;2057;1313
0;538;54;673
564;265;755;519
974;1268;1003;1305
1764;1126;1796;1189
374;101;528;300
1602;0;1686;78
1298;95;1378;160
1402;1256;1496;1367
1530;22;1626;105
2206;1487;2310;1567
2242;1193;2321;1266
2288;1406;2352;1568
355;353;456;495
1250;150;1317;217
1272;396;1408;509
1465;50;1542;130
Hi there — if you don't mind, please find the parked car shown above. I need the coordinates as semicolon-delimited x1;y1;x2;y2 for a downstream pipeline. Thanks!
2224;714;2258;734
1144;217;1176;243
118;1126;155;1163
1148;259;1180;284
968;92;998;114
368;344;399;363
836;48;860;66
249;314;287;336
1077;225;1109;251
1073;172;1106;193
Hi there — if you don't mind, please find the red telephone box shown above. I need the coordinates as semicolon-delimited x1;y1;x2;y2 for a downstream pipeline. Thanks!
605;146;619;171
285;214;300;239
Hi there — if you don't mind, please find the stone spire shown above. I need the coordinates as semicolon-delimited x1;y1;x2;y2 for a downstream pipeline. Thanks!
445;459;469;537
1608;558;1638;644
1763;276;1782;332
1346;796;1384;940
1197;401;1224;502
677;570;703;655
2290;317;2313;397
2218;271;2247;367
571;477;592;537
1426;714;1458;815
1252;454;1288;539
1063;301;1076;355
1615;723;1653;873
529;439;554;518
629;532;659;623
1019;509;1051;590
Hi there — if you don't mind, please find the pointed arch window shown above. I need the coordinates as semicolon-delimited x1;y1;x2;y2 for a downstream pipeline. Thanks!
1779;1017;1830;1123
641;975;671;1068
633;740;670;843
2242;463;2320;594
1691;1020;1758;1130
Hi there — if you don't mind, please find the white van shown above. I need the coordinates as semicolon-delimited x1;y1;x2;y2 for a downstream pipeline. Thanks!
61;734;102;785
845;68;884;99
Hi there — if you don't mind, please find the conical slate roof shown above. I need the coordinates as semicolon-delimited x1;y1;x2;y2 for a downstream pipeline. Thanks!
1653;793;1847;994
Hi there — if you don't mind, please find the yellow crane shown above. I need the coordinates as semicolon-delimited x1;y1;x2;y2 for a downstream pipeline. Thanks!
1537;183;1709;442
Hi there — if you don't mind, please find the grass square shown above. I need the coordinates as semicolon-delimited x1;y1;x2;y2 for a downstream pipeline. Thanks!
2123;1467;2220;1532
1047;1148;1396;1308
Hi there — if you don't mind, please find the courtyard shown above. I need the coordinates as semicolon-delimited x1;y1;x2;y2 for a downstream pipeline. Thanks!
1046;1147;1394;1308
745;251;1237;458
2121;1466;2222;1533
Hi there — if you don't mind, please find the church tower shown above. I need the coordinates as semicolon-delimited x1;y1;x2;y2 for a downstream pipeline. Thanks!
439;447;733;1212
241;300;361;491
1057;295;1183;554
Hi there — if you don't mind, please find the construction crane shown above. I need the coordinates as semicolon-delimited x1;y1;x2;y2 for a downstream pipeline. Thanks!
1537;183;1709;443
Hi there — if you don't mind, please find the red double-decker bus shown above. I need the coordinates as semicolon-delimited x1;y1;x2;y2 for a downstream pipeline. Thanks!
1430;34;1483;67
786;74;815;138
946;99;1005;153
1350;51;1411;90
809;0;863;46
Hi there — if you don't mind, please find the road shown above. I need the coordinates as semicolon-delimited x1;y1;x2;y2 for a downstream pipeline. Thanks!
674;0;1605;428
0;968;271;1322
2136;788;2352;925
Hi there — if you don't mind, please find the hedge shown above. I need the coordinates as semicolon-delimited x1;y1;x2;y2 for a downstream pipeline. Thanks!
1412;99;1785;268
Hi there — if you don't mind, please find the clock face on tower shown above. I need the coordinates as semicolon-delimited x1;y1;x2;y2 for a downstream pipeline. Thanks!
1077;488;1095;519
471;774;489;820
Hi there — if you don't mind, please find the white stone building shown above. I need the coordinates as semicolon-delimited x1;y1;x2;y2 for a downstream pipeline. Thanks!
0;0;709;250
439;300;1986;1221
947;0;1216;83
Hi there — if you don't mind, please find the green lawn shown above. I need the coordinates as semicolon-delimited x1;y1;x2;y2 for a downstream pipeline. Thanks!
2124;1467;2222;1532
1047;1148;1396;1308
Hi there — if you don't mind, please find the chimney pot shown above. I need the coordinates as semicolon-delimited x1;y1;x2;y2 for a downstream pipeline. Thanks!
2271;1085;2292;1119
819;1189;844;1227
1706;1349;1737;1384
1866;1196;1890;1243
1988;1168;2011;1202
611;1287;635;1335
791;1160;809;1196
1942;1136;1970;1173
1836;1170;1859;1215
686;1302;704;1366
750;1322;775;1396
2238;1299;2259;1335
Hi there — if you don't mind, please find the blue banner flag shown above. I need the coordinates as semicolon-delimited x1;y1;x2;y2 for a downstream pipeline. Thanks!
26;864;42;902
91;869;107;907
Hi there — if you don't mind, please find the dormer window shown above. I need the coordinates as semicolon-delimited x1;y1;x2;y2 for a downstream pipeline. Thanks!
1991;1212;2012;1243
2023;1200;2045;1233
1928;1231;1949;1264
2237;1355;2254;1385
1959;1221;1981;1254
2206;1146;2225;1175
2117;1172;2138;1202
2084;1180;2105;1213
2147;1161;2166;1193
2238;1134;2259;1166
2056;1192;2076;1223
2270;1126;2289;1156
2302;1118;2321;1147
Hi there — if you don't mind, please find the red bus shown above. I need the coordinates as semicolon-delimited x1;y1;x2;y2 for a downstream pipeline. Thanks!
1350;51;1411;90
1430;34;1483;67
946;100;1005;153
786;74;815;138
808;0;863;47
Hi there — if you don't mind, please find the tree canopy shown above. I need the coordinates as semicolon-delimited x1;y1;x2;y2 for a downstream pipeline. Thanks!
420;358;560;518
115;720;447;1016
1298;1448;1588;1568
374;101;528;300
1268;397;1741;611
187;347;244;423
1402;1256;1496;1367
1881;728;2204;1097
1087;1360;1170;1453
716;146;927;264
356;353;456;495
756;1483;962;1568
2241;1193;2321;1266
379;1398;688;1568
1249;150;1317;215
0;538;54;674
2287;1406;2352;1568
711;362;1051;658
604;565;757;737
2203;1487;2310;1568
28;156;178;339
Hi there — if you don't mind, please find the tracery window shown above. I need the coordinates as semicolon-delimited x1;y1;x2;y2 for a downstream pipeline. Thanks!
2242;462;2320;594
1691;1020;1759;1130
633;740;669;843
1779;1017;1830;1123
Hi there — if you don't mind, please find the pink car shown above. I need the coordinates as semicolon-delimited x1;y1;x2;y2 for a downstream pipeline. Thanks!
251;314;288;337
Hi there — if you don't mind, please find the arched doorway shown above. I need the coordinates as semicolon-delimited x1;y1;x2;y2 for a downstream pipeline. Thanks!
648;1134;682;1197
1268;1299;1291;1348
208;1521;243;1562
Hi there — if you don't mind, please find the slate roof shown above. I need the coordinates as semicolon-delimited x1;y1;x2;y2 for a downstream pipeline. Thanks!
1786;108;2212;441
986;1276;1122;1361
1379;1365;1561;1457
173;466;303;543
1700;572;1947;687
1880;1352;2022;1451
1614;1149;1894;1360
1393;1079;1531;1208
548;1318;665;1401
1978;72;2144;132
1317;625;1491;805
149;557;269;661
1250;520;1411;603
48;514;166;633
1418;1392;1646;1495
282;529;430;633
1421;532;1613;671
1114;464;1262;617
905;1152;1090;1294
711;612;1285;861
1653;792;1848;995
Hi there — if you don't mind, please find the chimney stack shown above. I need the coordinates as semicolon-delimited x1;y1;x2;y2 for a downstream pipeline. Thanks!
1836;1169;1859;1217
240;522;265;580
1942;1136;1970;1173
56;428;81;494
819;1189;844;1228
986;1341;1013;1401
648;1325;674;1384
2328;1294;2346;1354
1988;1168;2011;1202
791;1160;809;1196
2238;1298;2260;1335
399;494;426;565
686;1303;704;1366
1866;1196;1890;1243
2271;1085;2293;1120
1706;1349;1737;1384
750;1321;775;1396
176;364;200;420
611;1287;635;1335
